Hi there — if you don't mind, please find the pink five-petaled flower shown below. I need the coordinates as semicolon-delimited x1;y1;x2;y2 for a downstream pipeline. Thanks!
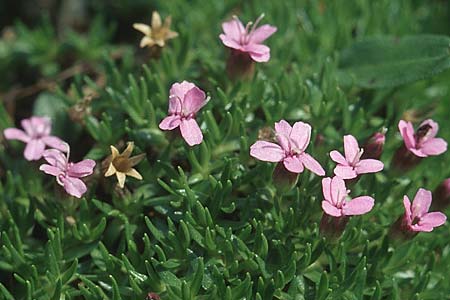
39;145;96;198
402;188;447;232
330;135;384;180
219;14;277;62
250;120;325;175
321;176;375;217
159;81;208;146
3;116;66;161
398;119;447;157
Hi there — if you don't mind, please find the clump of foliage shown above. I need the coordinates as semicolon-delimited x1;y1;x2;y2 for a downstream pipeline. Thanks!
1;1;450;299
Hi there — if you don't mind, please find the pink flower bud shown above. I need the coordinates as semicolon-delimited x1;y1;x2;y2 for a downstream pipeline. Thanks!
361;130;386;160
146;292;160;300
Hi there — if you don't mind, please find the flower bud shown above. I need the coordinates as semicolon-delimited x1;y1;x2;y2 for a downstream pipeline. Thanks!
146;293;161;300
361;130;386;160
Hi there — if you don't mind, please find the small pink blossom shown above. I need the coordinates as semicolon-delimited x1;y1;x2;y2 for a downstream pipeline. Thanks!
219;14;277;62
330;135;384;179
159;81;208;146
398;119;447;157
3;116;66;161
39;145;96;198
250;120;325;175
321;176;374;217
402;188;446;232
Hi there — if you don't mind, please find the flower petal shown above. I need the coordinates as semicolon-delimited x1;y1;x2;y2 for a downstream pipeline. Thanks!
421;138;447;156
168;95;182;114
250;141;284;162
182;87;207;115
151;11;162;28
419;119;439;139
126;168;143;180
30;116;51;136
249;50;271;63
355;159;384;174
133;23;151;36
330;150;347;165
418;212;446;228
68;159;96;178
62;177;87;198
322;177;332;203
274;120;292;137
41;136;67;152
39;164;61;176
249;24;277;44
343;135;360;163
412;188;432;219
159;115;182;130
24;139;46;161
283;156;304;173
290;121;311;152
221;18;245;42
322;201;342;217
330;176;347;205
398;120;416;150
246;44;270;62
403;195;412;226
169;81;196;101
104;163;116;177
219;34;242;50
3;128;30;143
42;149;67;168
140;36;155;48
180;119;203;146
298;153;325;176
343;196;374;216
333;165;357;179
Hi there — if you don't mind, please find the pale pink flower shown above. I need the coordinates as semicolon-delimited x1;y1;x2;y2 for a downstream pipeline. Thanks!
219;14;277;62
402;188;446;232
321;176;374;217
398;119;447;157
159;81;208;146
250;120;325;175
330;135;384;179
39;145;96;198
3;116;66;161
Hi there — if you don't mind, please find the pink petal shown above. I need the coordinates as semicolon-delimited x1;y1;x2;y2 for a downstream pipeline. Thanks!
418;212;447;228
334;165;357;179
403;196;412;226
249;24;277;44
274;120;292;151
322;177;332;203
250;141;284;162
179;118;203;146
221;18;245;42
39;164;61;176
42;149;67;169
408;147;427;158
343;196;374;216
421;138;447;156
419;119;439;139
159;115;182;130
169;81;196;101
41;136;67;152
249;50;270;63
412;188;432;219
168;96;182;115
20;118;33;136
283;156;304;173
398;120;416;150
322;201;342;217
330;150;347;165
343;135;360;163
24;139;46;161
290;121;311;152
30;116;51;136
246;44;271;62
298;153;325;176
68;159;96;177
330;176;347;205
182;87;207;115
219;34;242;50
62;176;87;198
3;128;30;143
355;159;384;174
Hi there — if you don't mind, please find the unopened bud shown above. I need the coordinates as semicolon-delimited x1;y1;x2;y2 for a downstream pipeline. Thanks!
361;130;386;160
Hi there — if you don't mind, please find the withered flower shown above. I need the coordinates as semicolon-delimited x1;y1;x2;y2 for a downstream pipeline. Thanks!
133;11;178;48
104;142;145;188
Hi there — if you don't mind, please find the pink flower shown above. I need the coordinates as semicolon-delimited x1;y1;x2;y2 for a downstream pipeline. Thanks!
398;119;447;157
250;120;325;175
3;116;66;161
321;176;374;217
330;135;384;179
39;145;96;198
159;81;208;146
219;14;277;62
402;188;447;232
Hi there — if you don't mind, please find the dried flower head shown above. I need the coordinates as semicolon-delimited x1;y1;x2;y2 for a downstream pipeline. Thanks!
133;11;178;48
104;142;145;188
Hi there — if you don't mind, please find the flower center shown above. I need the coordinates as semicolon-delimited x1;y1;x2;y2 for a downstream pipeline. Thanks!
351;149;364;166
415;124;432;147
113;156;133;173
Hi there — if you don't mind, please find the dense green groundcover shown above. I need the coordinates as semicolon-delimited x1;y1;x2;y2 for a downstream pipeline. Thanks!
1;0;450;299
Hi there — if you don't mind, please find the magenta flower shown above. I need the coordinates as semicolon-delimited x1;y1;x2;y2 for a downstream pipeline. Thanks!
159;81;208;146
330;135;384;179
219;14;277;62
398;119;447;157
321;176;374;217
250;120;325;175
402;188;447;232
39;146;96;198
3;116;66;161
